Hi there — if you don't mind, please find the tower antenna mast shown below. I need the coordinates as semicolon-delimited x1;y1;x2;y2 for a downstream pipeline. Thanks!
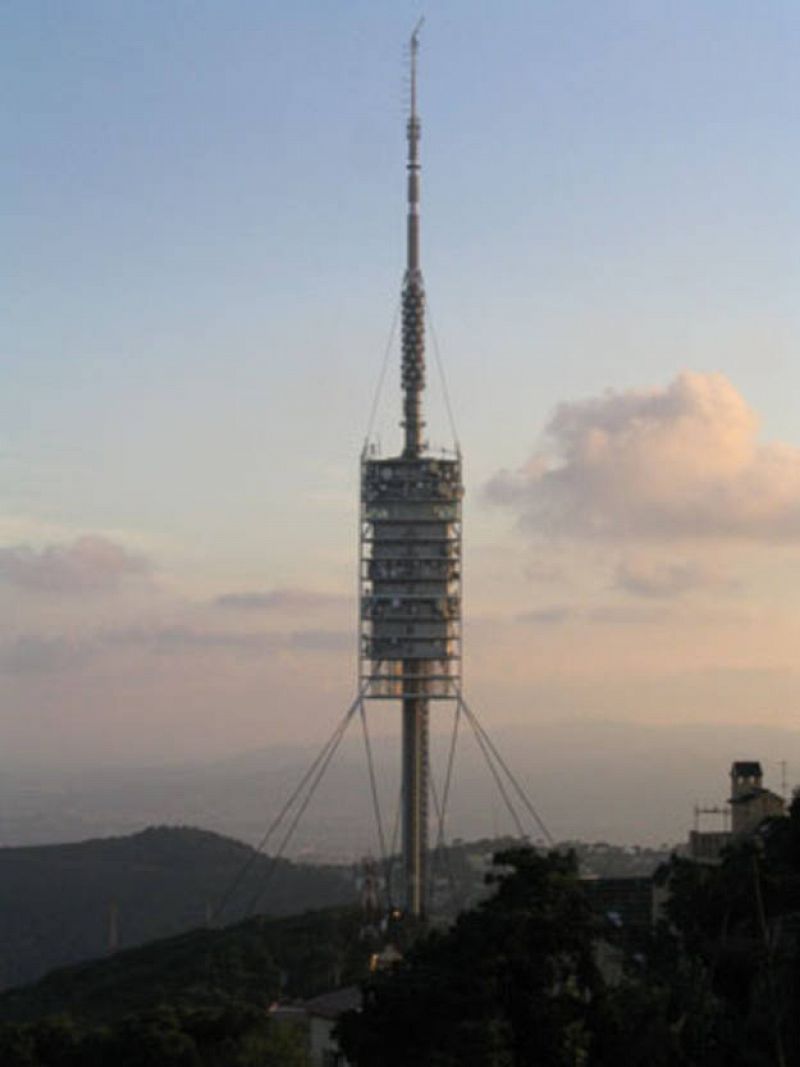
403;17;426;458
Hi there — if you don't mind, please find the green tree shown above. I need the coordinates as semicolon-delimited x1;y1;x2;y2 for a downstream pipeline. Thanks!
97;1006;201;1067
339;849;602;1067
0;1023;38;1067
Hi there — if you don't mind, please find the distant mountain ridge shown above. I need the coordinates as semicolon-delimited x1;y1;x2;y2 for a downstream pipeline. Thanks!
0;825;355;990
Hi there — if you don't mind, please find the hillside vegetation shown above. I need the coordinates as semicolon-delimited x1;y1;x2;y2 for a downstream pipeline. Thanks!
0;905;372;1066
0;906;369;1025
4;817;796;1064
0;825;355;989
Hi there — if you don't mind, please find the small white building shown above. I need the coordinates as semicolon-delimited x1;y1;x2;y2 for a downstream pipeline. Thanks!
269;986;361;1067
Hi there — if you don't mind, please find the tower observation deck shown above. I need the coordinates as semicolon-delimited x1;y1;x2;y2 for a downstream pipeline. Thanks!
359;25;463;918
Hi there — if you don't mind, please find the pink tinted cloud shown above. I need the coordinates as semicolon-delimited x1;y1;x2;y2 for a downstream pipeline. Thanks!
488;372;800;541
0;536;149;592
0;624;352;674
0;635;90;674
213;588;349;612
614;555;733;599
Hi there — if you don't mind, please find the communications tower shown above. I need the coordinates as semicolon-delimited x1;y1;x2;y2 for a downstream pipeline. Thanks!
359;25;463;917
212;28;552;932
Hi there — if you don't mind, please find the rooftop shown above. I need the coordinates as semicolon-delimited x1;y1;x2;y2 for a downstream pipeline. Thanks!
304;986;362;1021
732;761;762;777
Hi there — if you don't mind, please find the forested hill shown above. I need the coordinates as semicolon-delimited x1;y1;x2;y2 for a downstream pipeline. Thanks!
0;826;355;989
0;906;368;1025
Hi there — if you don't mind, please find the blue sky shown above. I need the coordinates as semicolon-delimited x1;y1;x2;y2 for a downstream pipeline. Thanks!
4;1;800;813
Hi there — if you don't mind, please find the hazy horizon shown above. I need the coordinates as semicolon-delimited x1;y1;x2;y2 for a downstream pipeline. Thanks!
0;715;794;854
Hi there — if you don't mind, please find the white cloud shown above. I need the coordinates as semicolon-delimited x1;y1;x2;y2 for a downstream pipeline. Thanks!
213;588;349;612
614;555;734;599
0;536;149;592
0;623;353;675
515;603;671;626
488;372;800;541
0;635;90;674
105;625;270;655
516;606;572;625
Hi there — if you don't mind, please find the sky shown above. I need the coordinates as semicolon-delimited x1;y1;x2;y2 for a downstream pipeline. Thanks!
4;1;800;837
